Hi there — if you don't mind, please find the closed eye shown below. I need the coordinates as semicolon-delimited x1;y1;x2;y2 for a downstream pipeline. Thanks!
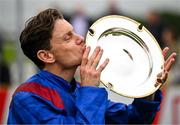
64;32;73;41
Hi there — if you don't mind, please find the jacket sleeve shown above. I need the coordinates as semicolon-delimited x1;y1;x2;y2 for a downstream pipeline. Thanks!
105;90;162;124
8;87;108;124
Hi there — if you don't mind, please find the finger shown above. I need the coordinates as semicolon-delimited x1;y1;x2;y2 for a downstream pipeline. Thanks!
92;49;103;69
97;58;109;72
162;47;169;57
87;46;101;66
164;52;176;67
82;44;86;52
81;46;90;66
157;72;162;78
165;58;175;72
160;72;168;83
162;71;168;83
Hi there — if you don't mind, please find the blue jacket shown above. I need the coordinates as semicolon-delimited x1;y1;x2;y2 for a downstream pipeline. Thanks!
8;70;162;124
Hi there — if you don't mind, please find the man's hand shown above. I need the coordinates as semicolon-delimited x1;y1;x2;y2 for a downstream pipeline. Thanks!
163;47;176;72
156;47;177;86
142;47;176;101
80;46;109;87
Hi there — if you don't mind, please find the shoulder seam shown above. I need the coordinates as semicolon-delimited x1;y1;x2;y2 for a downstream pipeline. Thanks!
13;82;64;109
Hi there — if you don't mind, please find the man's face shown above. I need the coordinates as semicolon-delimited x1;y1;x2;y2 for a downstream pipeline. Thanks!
49;19;85;68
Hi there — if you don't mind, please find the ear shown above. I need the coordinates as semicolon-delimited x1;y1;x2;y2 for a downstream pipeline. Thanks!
37;50;55;63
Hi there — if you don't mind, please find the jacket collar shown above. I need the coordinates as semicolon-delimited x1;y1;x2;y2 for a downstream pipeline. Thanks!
38;70;77;92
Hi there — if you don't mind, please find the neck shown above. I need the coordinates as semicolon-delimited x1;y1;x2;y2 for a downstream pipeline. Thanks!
44;64;77;82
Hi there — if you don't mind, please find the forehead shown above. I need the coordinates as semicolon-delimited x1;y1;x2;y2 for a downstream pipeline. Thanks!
52;19;73;37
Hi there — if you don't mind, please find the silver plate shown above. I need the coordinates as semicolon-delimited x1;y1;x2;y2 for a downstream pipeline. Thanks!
85;15;164;98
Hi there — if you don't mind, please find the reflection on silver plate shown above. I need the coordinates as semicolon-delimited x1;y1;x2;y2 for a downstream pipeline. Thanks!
85;15;164;98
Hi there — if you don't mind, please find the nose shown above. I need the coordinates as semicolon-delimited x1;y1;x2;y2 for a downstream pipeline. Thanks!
75;33;85;45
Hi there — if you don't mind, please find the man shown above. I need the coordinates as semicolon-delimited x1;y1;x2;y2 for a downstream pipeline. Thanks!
8;8;176;124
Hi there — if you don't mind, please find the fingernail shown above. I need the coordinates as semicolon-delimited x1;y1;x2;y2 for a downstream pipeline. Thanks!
83;45;86;49
106;58;110;62
171;59;175;62
97;46;101;49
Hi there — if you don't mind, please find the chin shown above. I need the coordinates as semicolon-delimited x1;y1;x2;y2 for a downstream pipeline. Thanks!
76;60;82;66
73;59;82;66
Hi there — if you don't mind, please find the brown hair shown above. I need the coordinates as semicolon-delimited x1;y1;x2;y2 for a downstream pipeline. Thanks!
20;8;63;69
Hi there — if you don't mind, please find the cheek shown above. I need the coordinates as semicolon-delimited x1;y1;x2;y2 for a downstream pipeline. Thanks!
75;48;83;58
52;46;66;59
53;44;82;61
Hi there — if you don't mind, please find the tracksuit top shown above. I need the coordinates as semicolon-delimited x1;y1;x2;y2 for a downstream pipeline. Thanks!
8;70;162;124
